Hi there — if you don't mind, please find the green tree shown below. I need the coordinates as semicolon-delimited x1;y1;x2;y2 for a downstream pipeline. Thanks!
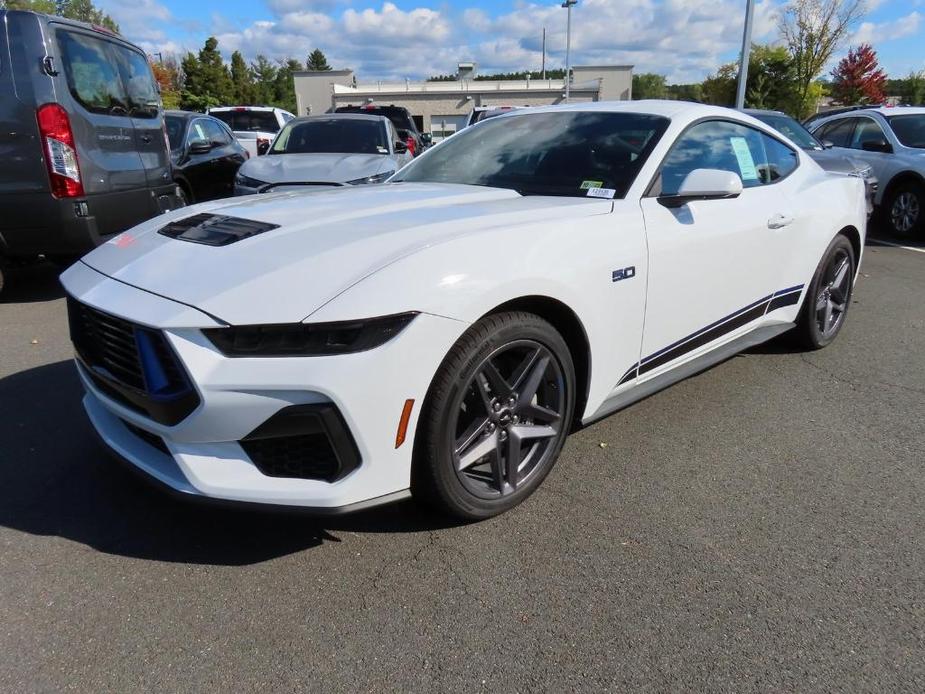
230;50;256;105
152;57;181;109
3;0;117;31
745;44;799;111
306;48;332;71
272;58;303;113
180;37;233;111
666;83;704;102
902;71;925;105
632;73;667;100
251;55;278;105
778;0;867;118
701;63;737;106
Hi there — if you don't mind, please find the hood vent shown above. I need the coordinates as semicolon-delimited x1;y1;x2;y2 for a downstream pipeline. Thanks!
158;213;280;247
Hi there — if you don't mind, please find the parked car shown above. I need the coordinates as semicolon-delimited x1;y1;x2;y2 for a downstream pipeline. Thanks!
806;107;925;235
207;106;294;158
233;113;412;195
334;104;428;155
803;105;875;129
164;111;248;203
0;9;182;292
62;101;866;519
744;108;878;215
465;105;526;128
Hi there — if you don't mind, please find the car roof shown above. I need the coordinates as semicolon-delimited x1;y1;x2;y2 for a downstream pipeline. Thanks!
208;106;287;113
742;108;793;118
490;99;756;121
292;113;389;124
164;110;216;120
812;106;925;120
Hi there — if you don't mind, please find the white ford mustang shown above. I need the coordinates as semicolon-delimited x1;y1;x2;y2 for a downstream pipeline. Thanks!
61;101;867;519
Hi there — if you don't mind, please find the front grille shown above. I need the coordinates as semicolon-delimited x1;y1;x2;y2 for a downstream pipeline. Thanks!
241;433;341;481
67;297;200;426
240;404;361;482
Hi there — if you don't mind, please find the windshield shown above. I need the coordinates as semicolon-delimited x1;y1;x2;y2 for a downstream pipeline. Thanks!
886;114;925;148
395;111;669;198
211;110;280;133
754;113;821;150
165;115;184;150
270;118;389;155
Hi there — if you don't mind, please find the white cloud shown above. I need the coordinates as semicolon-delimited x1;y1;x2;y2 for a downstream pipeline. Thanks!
853;11;922;44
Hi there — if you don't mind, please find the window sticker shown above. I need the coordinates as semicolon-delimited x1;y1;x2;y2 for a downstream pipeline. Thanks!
580;180;604;190
730;136;759;181
586;187;616;199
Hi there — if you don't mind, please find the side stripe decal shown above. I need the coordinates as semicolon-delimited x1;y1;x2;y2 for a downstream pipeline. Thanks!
617;284;805;386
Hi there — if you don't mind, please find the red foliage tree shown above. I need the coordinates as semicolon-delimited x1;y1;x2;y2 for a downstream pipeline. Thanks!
830;43;887;105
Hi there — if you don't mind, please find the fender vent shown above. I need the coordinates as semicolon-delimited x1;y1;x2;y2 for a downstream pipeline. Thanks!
158;213;279;246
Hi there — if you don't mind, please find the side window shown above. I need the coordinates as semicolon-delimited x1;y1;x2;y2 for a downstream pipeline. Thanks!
760;132;799;182
114;46;159;118
659;120;777;196
57;30;129;116
851;118;886;149
815;118;856;147
187;120;209;145
202;119;230;145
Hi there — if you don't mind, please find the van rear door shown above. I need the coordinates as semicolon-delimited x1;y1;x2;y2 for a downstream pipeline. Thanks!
53;26;156;236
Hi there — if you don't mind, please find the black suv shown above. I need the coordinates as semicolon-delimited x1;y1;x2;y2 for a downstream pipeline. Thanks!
0;10;183;292
334;104;429;156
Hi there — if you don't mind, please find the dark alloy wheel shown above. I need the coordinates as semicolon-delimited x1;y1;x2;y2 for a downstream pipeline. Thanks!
885;181;923;236
414;312;576;519
794;234;856;350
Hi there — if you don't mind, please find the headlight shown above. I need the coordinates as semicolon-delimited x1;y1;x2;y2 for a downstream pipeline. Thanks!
235;173;266;188
347;170;395;185
203;313;417;357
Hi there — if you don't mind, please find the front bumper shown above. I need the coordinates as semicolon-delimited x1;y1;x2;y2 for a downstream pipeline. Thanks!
61;261;466;510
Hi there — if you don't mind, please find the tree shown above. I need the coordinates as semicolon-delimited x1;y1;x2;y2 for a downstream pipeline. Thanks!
151;57;181;109
3;0;118;31
632;73;667;100
701;63;737;106
251;55;278;105
272;58;303;114
902;71;925;106
666;83;704;102
830;43;887;105
778;0;867;118
745;44;799;111
230;51;256;105
306;48;332;72
180;37;233;111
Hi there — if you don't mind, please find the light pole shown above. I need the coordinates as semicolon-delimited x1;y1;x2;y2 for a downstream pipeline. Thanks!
562;0;577;102
735;0;755;109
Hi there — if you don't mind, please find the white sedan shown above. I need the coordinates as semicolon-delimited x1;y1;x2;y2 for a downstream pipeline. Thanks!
61;101;867;519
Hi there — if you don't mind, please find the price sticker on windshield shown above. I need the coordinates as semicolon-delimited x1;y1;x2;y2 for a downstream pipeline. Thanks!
586;187;616;199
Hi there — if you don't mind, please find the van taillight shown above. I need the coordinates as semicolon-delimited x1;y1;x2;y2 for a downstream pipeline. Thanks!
36;103;84;198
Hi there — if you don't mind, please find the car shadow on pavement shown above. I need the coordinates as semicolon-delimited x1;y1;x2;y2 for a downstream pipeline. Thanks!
0;360;457;566
0;262;66;304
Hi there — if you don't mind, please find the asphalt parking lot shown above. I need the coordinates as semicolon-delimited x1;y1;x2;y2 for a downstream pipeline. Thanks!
1;234;923;691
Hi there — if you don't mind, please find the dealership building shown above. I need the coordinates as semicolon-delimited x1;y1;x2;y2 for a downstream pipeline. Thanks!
293;62;633;140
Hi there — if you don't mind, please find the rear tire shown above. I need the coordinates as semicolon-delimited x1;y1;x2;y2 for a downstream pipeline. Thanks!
793;234;856;350
412;311;576;520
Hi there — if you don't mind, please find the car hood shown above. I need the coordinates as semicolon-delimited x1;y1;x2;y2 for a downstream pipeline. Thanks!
79;183;613;325
806;149;869;176
240;152;394;185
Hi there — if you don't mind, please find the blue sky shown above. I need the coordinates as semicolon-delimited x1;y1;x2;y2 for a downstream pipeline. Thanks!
98;0;925;83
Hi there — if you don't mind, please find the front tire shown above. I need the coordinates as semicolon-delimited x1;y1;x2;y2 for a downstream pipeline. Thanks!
413;311;576;520
793;234;856;350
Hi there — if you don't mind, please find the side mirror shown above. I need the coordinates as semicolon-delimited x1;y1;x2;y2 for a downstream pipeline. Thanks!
861;138;892;153
658;168;743;208
188;139;212;154
420;133;433;146
821;139;835;149
394;141;408;154
257;139;270;155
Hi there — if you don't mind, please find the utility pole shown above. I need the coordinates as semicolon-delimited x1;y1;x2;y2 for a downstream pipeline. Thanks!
562;0;577;101
735;0;755;109
542;27;546;81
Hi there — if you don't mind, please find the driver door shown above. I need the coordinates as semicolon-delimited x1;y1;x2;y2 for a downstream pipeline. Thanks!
636;119;799;382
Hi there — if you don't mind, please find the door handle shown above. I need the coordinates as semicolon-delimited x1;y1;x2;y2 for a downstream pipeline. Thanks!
140;134;152;144
768;213;794;229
